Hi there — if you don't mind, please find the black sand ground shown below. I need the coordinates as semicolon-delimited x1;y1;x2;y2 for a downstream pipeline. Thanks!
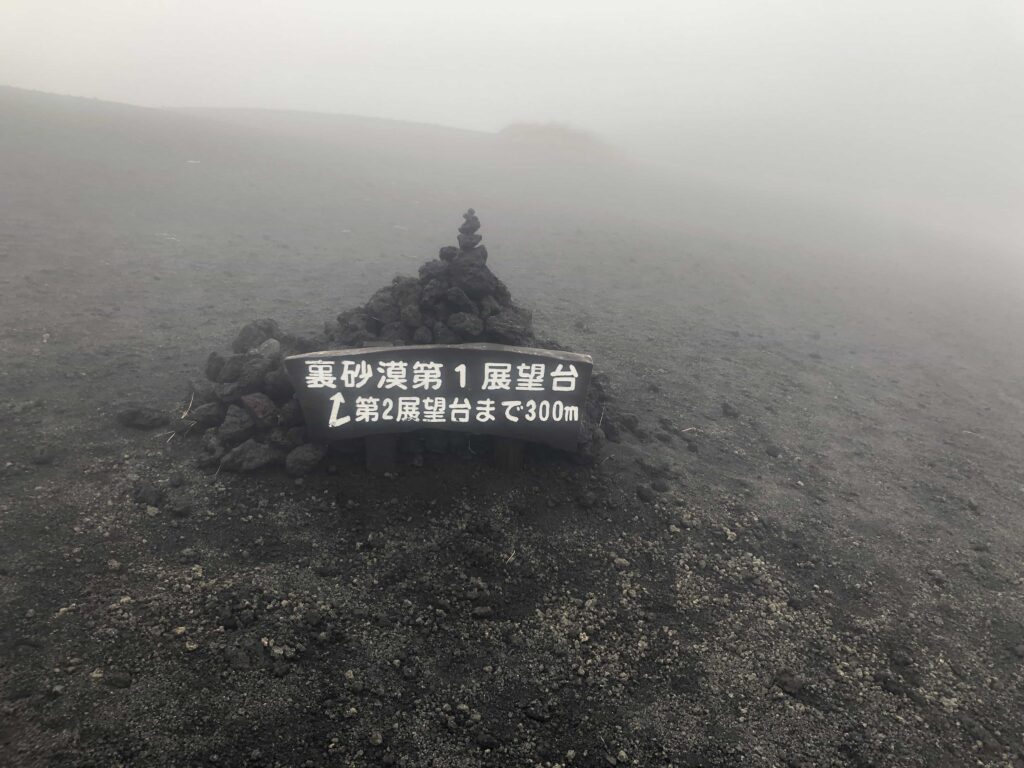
2;86;1024;767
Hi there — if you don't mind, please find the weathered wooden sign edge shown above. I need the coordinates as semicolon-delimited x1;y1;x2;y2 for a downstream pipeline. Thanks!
285;343;594;365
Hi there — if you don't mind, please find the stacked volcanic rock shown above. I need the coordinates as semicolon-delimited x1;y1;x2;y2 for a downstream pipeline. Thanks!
182;211;609;475
182;319;328;476
324;210;536;348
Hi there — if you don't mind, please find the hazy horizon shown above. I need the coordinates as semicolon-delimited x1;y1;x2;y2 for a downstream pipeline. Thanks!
2;0;1023;258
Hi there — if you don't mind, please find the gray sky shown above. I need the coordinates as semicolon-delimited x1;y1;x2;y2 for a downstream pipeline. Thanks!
2;0;1022;253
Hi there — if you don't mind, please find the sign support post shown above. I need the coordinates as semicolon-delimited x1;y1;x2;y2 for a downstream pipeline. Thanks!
493;437;525;471
365;434;399;474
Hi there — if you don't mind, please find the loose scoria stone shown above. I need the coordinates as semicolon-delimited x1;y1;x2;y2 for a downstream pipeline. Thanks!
459;209;481;235
189;402;225;429
419;260;448;281
103;671;133;689
433;322;461;344
380;321;409;343
285;443;328;477
240;392;279;427
255;338;282;362
457;232;483;250
220;439;281;472
484;307;534;345
115;403;169;430
231;318;281;353
205;352;225;381
236;355;274;394
775;669;806;696
450;263;497;299
217;405;256;446
215;354;246;383
447;312;484;339
445;286;475;312
262;368;294;402
278;399;304;429
421;278;448;306
268;426;304;453
400;303;422;327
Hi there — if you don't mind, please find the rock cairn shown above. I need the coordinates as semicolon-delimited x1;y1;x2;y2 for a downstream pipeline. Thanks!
172;211;609;475
326;209;535;348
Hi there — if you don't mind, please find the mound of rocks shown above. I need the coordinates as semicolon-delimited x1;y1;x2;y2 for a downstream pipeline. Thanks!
325;209;535;348
179;211;610;474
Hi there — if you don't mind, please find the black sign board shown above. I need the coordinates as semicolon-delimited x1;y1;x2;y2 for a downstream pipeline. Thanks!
284;344;593;451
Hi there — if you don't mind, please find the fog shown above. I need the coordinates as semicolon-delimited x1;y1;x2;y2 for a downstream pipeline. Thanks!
2;0;1021;264
5;5;1024;763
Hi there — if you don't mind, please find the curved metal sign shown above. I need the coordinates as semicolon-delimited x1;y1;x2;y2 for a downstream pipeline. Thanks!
285;344;593;451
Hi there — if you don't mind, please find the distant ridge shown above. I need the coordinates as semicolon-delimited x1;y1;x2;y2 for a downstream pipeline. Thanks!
0;84;491;138
0;84;633;240
178;106;487;139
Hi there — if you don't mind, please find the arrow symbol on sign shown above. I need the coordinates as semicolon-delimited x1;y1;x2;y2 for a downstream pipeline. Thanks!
328;392;351;427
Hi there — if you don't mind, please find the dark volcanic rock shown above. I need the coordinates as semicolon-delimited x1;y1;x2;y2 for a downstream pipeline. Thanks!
400;303;423;328
636;484;657;503
419;259;448;281
115;403;169;430
485;307;534;345
493;278;512;306
212;382;242;403
366;287;399;322
231;319;281;354
132;480;163;507
285;443;328;477
189;402;226;429
334;309;379;345
475;732;499;750
205;352;225;382
421;277;449;305
268;426;305;453
216;354;247;383
447;312;484;339
450;263;497;299
240;392;279;427
262;368;295;403
459;208;481;234
236;355;274;394
433;322;461;344
255;337;282;360
775;669;806;696
524;699;552;722
445;286;476;312
221;439;281;472
457;232;483;250
103;671;133;689
380;321;409;343
186;379;218;405
279;399;304;429
218;405;256;447
478;295;501;317
200;430;227;463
